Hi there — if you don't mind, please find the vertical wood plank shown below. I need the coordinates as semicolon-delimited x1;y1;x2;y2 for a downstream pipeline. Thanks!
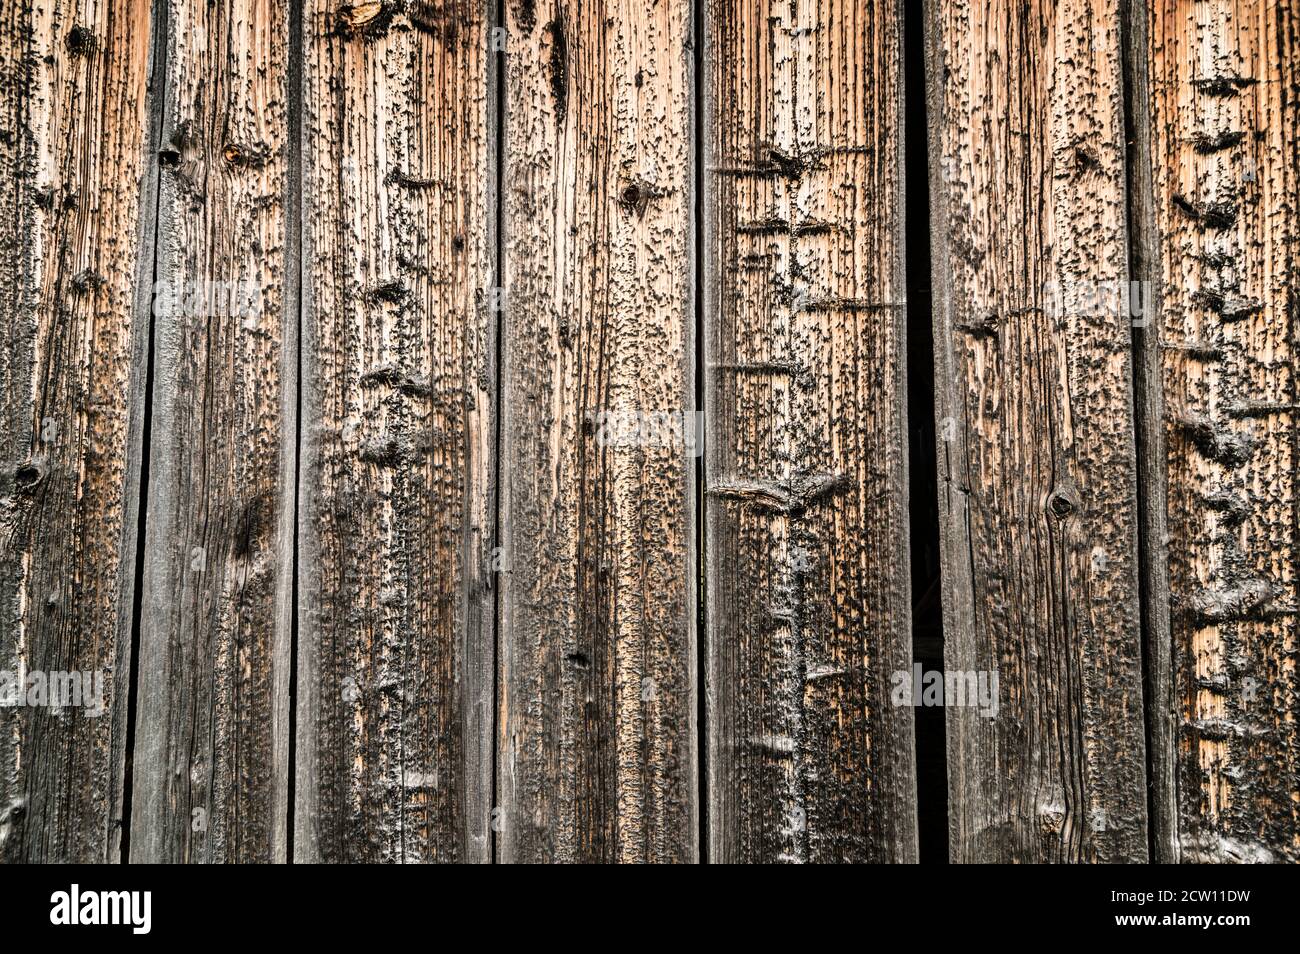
129;0;294;864
0;0;155;862
498;0;697;863
926;0;1149;861
297;0;495;862
1130;0;1300;864
704;0;917;863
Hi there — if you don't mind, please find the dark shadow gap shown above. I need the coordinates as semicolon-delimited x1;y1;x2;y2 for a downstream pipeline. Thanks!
904;0;948;865
120;0;170;865
286;0;305;865
693;0;709;866
1118;0;1163;864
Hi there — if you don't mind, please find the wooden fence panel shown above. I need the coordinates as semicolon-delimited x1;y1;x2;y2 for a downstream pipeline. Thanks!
296;0;495;863
6;0;1300;867
704;0;917;863
0;0;154;862
497;0;697;863
1129;0;1300;864
129;0;294;864
925;0;1150;862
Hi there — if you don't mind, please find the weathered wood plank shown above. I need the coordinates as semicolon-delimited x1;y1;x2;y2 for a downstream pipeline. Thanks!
128;0;294;863
296;0;495;862
1129;0;1300;864
926;0;1149;861
497;0;697;863
0;0;155;862
704;0;917;863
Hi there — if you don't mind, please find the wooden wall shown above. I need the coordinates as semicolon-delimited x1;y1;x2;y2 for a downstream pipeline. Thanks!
0;0;1296;864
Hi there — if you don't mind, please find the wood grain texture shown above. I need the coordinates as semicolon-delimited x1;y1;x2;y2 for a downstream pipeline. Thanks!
704;0;917;863
129;0;294;864
1129;0;1300;864
0;0;154;862
497;0;697;863
926;0;1149;862
296;0;495;863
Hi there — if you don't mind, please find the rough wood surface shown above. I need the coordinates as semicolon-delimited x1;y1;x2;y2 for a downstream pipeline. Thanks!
129;0;294;864
296;0;495;862
926;0;1149;862
0;0;155;862
497;0;697;863
1130;0;1300;865
7;0;1300;867
704;0;917;863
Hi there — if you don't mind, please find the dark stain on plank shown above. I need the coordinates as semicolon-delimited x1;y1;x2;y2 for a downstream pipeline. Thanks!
546;18;567;124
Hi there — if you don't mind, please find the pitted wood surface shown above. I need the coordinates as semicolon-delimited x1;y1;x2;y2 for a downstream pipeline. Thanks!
704;0;917;863
1131;0;1300;865
497;0;697;864
130;0;295;865
0;0;1296;865
0;0;154;863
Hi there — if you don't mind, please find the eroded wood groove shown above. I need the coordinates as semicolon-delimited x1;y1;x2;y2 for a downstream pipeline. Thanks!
704;0;917;863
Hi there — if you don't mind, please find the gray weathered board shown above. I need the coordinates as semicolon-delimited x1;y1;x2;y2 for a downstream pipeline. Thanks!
926;0;1150;863
0;0;1296;863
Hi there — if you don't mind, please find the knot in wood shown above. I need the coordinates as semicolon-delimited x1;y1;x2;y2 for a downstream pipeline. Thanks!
14;459;47;491
618;179;658;218
66;27;97;57
1046;487;1078;520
